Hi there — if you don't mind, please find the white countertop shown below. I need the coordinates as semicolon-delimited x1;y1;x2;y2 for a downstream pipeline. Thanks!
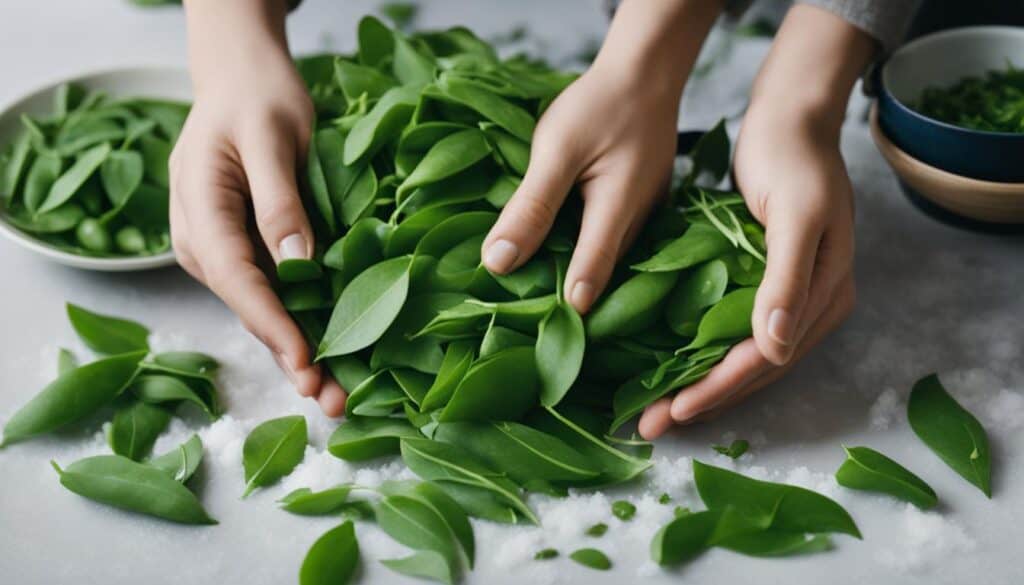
1;2;1022;585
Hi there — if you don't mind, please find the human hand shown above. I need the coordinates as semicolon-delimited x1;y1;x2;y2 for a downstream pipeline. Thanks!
481;0;723;313
637;3;873;439
172;0;346;415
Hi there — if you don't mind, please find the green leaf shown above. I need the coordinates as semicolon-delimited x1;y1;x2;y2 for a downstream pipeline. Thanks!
129;374;217;419
713;439;749;459
318;255;413;358
334;59;397;103
381;550;452;585
100;150;143;207
400;437;538;524
376;494;461;583
37;143;111;214
612;500;637;521
22;152;63;214
526;406;651;486
108;399;172;461
835;445;938;509
692;460;861;538
686;119;730;185
300;521;360;585
585;522;608;537
1;131;33;199
684;287;757;350
277;258;323;283
396;128;492;201
378;480;476;568
343;84;420;165
242;415;308;498
138;134;171;188
666;259;729;336
52;455;216;525
439;346;539;422
534;548;558;560
151;351;219;376
327;416;421;461
57;348;78;375
357;16;395;67
305;123;337;234
569;548;611;571
2;351;147;446
147;434;203;483
420;340;476;412
907;374;991;497
278;485;353;515
66;302;150;354
433;421;600;486
392;32;436;86
650;509;720;565
536;300;585;407
632;223;733;272
437;75;536;142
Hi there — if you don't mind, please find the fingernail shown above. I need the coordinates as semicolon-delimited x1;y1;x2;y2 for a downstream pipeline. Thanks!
768;308;796;346
570;280;596;313
279;233;307;261
483;239;518;273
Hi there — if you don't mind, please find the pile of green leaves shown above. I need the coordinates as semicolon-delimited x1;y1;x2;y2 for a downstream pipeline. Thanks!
0;85;186;256
280;16;764;508
916;62;1024;133
1;304;221;524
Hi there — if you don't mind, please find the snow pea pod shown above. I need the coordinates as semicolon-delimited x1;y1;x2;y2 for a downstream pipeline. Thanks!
51;454;216;525
586;271;679;342
1;130;33;199
1;350;146;446
75;217;112;252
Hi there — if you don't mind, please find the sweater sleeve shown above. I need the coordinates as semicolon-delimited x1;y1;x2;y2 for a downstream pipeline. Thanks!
797;0;921;53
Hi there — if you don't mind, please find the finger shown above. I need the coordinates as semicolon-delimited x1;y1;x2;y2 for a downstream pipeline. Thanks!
169;191;204;283
752;202;824;366
238;114;315;265
180;155;322;398
317;377;347;418
562;175;638;313
638;397;674;440
481;138;578;275
670;339;773;423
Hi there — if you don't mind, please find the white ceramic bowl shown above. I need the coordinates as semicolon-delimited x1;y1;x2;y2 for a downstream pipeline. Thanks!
0;67;191;271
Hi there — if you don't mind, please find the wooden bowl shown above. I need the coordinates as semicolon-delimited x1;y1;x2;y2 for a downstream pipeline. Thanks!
869;104;1024;225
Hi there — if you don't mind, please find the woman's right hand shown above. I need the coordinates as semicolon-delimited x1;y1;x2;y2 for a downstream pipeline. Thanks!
173;0;347;415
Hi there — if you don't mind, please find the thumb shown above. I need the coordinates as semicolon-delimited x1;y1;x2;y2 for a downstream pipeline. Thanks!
481;138;578;275
240;123;316;266
752;204;823;365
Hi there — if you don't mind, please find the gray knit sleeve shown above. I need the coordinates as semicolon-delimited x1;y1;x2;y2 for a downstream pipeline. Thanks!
798;0;921;53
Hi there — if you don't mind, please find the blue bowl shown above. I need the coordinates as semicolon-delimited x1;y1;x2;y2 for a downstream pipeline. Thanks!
876;26;1024;183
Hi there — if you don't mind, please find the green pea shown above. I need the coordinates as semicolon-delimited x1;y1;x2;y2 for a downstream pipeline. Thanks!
114;225;146;253
75;218;112;253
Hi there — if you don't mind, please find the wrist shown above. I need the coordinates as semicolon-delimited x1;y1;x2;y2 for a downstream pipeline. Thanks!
747;4;874;136
184;0;293;94
592;0;724;101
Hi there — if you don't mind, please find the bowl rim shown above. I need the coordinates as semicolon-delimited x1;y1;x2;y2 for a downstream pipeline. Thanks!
880;25;1024;139
0;65;188;272
869;103;1024;193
